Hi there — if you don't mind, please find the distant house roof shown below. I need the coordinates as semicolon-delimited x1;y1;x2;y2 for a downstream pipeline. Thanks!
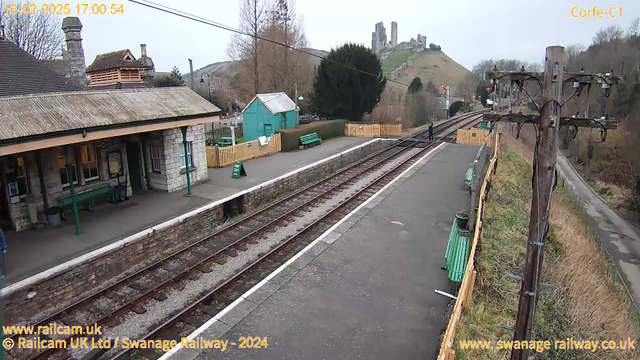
0;40;83;97
0;87;221;142
244;92;298;115
86;49;144;72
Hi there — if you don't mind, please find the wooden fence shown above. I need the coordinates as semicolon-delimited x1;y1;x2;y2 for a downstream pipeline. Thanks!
437;133;500;360
206;133;281;168
456;128;492;146
344;123;402;138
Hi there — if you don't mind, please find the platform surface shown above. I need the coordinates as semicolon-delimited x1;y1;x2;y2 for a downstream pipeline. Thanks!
2;137;372;286
171;143;480;360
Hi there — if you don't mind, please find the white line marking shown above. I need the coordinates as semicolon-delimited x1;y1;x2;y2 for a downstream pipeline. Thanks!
1;139;384;297
157;142;447;360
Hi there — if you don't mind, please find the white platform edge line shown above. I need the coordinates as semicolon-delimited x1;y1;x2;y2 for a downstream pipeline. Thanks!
1;138;385;297
157;142;447;360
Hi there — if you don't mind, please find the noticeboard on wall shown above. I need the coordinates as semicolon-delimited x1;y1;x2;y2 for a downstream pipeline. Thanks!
107;150;124;178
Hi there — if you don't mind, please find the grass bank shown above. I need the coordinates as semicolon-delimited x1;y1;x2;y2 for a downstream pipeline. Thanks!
453;137;640;360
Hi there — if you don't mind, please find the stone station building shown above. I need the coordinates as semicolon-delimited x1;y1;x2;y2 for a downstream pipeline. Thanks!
0;88;220;232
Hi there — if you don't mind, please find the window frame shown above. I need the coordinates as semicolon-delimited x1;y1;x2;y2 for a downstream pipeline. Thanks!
150;145;162;173
81;145;100;182
179;142;193;170
58;148;78;188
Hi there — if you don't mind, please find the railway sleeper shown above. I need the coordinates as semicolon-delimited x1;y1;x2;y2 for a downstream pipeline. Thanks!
153;292;168;301
130;304;147;315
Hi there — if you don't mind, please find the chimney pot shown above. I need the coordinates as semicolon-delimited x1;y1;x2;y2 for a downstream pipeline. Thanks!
140;44;147;57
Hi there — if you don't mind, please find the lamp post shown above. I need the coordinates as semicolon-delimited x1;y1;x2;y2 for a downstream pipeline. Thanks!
200;73;212;103
294;83;305;129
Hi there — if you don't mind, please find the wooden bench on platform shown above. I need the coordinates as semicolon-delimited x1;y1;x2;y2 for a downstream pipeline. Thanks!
56;183;115;218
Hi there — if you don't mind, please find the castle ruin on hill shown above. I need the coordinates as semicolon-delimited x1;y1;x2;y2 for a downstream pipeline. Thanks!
371;21;427;55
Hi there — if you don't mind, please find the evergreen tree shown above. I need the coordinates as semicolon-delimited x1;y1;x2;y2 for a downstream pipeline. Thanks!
170;66;183;82
313;43;386;120
155;66;184;87
408;77;423;94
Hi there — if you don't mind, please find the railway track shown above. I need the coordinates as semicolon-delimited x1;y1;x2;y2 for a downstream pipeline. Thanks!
6;111;485;360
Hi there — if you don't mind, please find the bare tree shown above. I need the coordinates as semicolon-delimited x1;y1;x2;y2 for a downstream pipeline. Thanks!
565;43;585;68
593;25;624;45
0;0;64;59
227;0;268;100
527;62;543;72
260;0;312;98
472;59;494;80
456;72;479;101
628;18;640;38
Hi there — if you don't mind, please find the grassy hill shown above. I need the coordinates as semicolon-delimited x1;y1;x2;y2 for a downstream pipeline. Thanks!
381;49;472;95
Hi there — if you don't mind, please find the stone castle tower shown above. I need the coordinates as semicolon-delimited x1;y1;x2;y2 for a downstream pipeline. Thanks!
391;22;398;47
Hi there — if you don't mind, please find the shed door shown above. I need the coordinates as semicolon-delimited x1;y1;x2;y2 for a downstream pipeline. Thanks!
264;124;273;137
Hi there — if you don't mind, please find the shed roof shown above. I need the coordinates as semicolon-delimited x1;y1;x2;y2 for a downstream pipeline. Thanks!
0;87;221;142
86;49;144;72
244;92;297;115
0;40;83;97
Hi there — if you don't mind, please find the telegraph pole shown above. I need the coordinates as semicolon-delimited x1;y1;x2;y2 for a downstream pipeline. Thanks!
188;58;195;90
509;46;564;360
483;46;620;360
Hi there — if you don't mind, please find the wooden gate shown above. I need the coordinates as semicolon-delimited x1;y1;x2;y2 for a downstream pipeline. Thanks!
206;133;281;168
456;129;492;145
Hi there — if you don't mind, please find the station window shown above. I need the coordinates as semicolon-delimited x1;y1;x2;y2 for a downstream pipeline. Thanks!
58;149;78;187
179;142;193;169
6;155;30;198
81;145;100;181
150;145;161;173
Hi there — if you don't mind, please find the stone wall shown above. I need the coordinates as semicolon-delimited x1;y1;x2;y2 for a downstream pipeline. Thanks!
163;125;208;192
142;125;208;192
2;203;224;324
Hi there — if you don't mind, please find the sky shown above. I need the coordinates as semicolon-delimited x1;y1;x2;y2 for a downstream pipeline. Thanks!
71;0;640;73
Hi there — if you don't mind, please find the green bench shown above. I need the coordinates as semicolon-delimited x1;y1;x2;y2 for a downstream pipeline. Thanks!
218;137;236;147
300;133;322;147
56;183;115;215
444;218;471;283
464;167;473;186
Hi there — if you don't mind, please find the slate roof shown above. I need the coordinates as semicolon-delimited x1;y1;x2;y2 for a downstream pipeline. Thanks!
0;40;83;97
244;92;298;115
41;59;70;76
0;87;221;142
86;49;144;72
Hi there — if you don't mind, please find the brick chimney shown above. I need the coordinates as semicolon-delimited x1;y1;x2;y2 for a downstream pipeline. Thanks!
61;17;87;87
138;43;155;87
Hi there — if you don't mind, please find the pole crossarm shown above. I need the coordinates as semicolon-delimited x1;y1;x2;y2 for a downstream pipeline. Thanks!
483;113;618;129
487;70;621;86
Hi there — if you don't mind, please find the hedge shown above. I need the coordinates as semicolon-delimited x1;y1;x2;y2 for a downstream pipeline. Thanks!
277;120;346;151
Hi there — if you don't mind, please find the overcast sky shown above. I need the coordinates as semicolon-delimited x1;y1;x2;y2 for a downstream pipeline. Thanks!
75;0;639;73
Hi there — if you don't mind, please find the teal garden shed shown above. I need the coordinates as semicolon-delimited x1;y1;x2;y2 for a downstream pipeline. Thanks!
242;92;298;141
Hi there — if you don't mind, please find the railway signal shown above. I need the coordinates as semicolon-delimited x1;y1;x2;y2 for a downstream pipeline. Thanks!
483;46;619;360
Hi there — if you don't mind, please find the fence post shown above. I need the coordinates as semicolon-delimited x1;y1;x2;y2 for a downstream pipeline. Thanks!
214;144;220;168
463;270;477;311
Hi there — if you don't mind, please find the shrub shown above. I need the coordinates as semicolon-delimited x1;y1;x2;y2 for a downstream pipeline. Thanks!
277;120;346;151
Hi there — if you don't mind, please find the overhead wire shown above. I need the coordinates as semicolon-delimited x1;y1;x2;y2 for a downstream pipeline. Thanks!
128;0;445;96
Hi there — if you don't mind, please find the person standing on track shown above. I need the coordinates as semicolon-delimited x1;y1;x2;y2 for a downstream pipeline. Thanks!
428;123;434;141
0;228;6;279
